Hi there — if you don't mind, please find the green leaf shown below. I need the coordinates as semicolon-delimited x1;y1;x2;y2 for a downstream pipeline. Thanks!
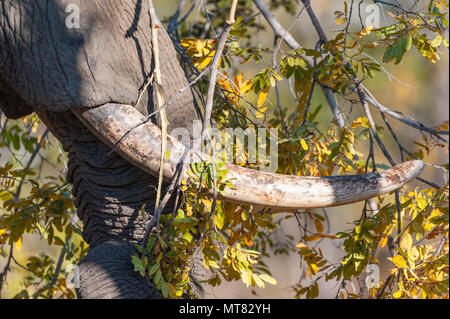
154;269;163;288
132;255;146;276
148;263;159;276
203;247;221;261
383;33;413;64
0;191;13;201
161;281;171;298
140;204;146;218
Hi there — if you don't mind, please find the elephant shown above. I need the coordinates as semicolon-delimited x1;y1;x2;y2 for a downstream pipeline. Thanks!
0;0;424;299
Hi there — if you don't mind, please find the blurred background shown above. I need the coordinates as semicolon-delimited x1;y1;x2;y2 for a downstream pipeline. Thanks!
1;0;448;299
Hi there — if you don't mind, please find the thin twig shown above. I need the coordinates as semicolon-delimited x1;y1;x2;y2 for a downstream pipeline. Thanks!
272;36;288;132
149;1;169;212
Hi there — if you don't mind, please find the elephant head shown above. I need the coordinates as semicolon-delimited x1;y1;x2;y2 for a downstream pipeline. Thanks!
0;0;424;298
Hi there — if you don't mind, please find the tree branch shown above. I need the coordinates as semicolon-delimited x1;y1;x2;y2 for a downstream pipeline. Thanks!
201;0;239;139
252;0;346;128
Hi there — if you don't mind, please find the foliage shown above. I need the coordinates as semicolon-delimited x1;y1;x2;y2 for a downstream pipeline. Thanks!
0;116;87;299
156;0;449;299
132;160;279;298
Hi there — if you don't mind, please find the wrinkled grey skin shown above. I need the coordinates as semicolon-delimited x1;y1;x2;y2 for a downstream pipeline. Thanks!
0;0;203;298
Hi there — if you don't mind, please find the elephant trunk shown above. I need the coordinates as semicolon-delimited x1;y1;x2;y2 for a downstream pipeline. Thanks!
77;241;161;299
37;110;178;299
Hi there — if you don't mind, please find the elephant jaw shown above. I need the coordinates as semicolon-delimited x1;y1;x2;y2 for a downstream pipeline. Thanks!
72;103;425;210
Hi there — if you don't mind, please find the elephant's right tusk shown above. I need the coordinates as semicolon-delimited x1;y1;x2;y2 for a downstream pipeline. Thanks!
72;103;424;210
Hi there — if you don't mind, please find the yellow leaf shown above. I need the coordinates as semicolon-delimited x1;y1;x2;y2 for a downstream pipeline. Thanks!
399;233;413;252
253;274;265;288
379;226;394;248
259;274;277;285
255;87;270;119
240;80;253;94
314;219;323;233
355;26;374;38
407;268;419;280
32;122;39;133
296;242;308;249
390;255;408;268
408;247;420;261
16;237;22;251
179;38;216;71
303;235;321;242
419;289;427;299
196;39;203;52
258;106;268;113
379;235;389;248
310;263;319;275
393;291;403;298
218;77;233;93
242;270;253;287
0;228;6;236
257;87;269;109
234;73;243;85
301;139;309;151
352;117;370;129
269;77;276;87
202;198;213;210
336;17;348;25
